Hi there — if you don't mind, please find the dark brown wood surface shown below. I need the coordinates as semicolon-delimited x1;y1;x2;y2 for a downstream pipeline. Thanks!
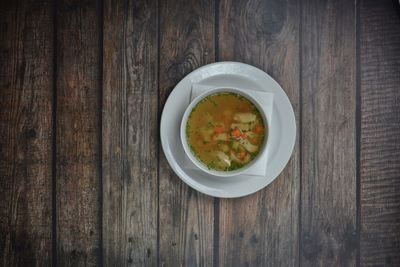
0;0;53;266
102;0;158;266
56;0;101;265
0;0;399;266
360;0;400;266
301;0;357;266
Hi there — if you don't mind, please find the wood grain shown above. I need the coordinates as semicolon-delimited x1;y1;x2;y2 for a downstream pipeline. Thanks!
102;0;158;266
56;0;101;265
0;1;53;266
301;0;357;265
218;0;300;266
360;0;400;266
159;0;215;266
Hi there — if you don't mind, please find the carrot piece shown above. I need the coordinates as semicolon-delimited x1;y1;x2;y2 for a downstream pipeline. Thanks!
251;137;258;144
214;126;224;134
231;128;242;138
253;125;263;134
237;151;246;159
241;132;247;138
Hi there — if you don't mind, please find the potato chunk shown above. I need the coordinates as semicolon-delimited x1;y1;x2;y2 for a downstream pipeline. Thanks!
200;127;213;142
239;138;258;153
233;113;256;123
213;133;228;141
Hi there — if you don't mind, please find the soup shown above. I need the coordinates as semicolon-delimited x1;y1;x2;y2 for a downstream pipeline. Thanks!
186;92;266;171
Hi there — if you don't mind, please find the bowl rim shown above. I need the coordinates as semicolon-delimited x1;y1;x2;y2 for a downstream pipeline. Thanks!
180;87;269;177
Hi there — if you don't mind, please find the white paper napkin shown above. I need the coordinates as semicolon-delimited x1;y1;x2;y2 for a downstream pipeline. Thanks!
184;84;274;176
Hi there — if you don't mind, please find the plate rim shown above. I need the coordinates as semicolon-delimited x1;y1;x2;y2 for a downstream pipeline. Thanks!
160;61;296;198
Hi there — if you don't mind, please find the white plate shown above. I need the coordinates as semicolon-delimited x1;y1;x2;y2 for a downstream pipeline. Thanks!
160;62;296;198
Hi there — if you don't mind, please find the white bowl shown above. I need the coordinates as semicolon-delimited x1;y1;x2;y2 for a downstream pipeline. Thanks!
180;87;269;177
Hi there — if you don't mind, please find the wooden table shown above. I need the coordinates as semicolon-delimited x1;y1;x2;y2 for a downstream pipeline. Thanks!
1;0;399;266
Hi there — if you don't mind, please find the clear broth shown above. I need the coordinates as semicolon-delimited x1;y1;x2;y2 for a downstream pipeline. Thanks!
186;92;266;171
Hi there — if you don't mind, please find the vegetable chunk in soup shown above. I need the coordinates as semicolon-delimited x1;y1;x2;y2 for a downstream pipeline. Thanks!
186;92;266;171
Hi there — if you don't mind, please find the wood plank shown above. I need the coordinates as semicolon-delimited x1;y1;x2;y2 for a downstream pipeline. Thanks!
102;0;158;266
360;0;400;265
0;1;53;266
218;0;300;266
56;0;101;265
159;0;215;266
300;0;357;265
